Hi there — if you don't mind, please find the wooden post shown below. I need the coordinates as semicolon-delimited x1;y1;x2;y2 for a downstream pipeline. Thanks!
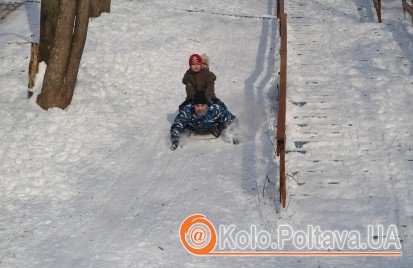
402;0;413;25
373;0;382;23
28;43;40;98
276;0;284;18
377;0;382;23
29;0;58;98
277;13;287;208
277;0;280;18
279;149;286;207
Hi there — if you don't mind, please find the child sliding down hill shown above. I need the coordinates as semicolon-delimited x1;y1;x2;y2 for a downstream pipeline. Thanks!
179;54;225;111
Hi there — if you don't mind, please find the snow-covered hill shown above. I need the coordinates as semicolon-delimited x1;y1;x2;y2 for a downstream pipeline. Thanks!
0;0;412;267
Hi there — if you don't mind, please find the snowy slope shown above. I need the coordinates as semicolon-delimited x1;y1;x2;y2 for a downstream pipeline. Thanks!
0;0;412;267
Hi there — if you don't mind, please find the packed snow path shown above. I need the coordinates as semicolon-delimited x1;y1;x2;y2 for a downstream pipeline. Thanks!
0;0;412;267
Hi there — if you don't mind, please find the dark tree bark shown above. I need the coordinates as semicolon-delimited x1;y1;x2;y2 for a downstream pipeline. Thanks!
37;0;77;109
89;0;111;18
61;0;90;105
39;0;59;64
37;0;110;110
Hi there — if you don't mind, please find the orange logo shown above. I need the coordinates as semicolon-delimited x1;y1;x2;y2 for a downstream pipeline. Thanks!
179;214;403;257
179;214;217;255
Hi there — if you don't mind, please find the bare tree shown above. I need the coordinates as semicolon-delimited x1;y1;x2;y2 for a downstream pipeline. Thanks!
36;0;111;110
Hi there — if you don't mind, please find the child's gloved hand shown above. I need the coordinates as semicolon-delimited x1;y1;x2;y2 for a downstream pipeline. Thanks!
221;121;241;145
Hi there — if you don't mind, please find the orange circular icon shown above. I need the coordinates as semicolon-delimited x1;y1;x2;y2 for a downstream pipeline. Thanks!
180;214;217;255
191;227;207;245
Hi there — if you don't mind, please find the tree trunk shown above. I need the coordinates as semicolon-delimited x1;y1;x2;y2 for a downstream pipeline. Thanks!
39;0;59;64
89;0;111;18
36;0;109;110
61;0;90;105
36;0;77;109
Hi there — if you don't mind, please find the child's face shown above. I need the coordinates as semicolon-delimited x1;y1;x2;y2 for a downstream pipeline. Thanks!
190;63;202;73
194;104;208;115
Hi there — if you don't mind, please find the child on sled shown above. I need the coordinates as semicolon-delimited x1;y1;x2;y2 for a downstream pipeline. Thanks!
179;53;225;111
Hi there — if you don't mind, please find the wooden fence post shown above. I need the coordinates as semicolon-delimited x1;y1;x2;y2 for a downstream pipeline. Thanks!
402;0;413;25
373;0;382;23
277;0;284;18
28;43;40;98
277;13;287;208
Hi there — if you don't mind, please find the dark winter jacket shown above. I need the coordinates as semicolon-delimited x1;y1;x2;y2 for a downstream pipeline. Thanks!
182;68;217;100
171;100;237;142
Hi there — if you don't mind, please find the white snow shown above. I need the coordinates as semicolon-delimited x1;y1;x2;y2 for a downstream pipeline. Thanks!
0;0;412;267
